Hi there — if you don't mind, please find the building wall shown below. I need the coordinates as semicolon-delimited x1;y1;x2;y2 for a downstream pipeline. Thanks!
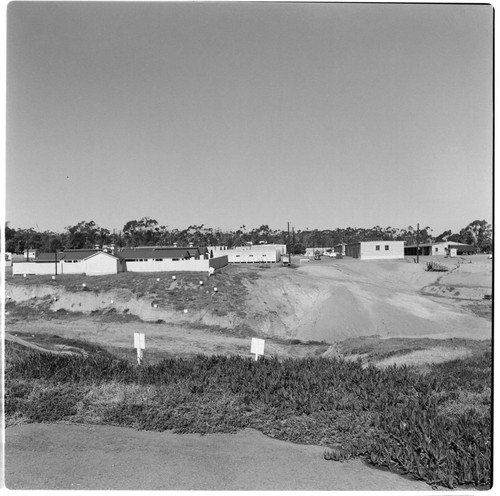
13;262;61;276
23;249;38;259
345;241;404;260
60;260;87;275
432;242;474;255
124;255;228;272
84;254;122;276
430;243;450;256
345;244;360;259
212;245;286;260
360;241;404;260
222;248;282;263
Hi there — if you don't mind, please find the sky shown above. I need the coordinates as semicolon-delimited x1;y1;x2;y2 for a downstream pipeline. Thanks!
5;1;493;236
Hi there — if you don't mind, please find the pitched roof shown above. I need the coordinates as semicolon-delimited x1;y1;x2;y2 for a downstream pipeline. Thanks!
61;249;101;261
36;250;120;262
84;250;121;261
36;252;66;262
118;247;192;260
187;248;202;258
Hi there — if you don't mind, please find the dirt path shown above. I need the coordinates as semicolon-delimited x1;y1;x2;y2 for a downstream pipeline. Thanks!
4;423;431;491
5;319;327;359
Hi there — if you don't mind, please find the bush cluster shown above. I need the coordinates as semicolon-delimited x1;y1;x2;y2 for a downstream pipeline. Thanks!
5;345;491;489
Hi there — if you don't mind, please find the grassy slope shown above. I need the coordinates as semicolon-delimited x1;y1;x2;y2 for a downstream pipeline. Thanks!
6;265;261;313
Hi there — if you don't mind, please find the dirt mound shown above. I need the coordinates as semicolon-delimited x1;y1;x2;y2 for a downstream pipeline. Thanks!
5;256;492;345
245;258;491;342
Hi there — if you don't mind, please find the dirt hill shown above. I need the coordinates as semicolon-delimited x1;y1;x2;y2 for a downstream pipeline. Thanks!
5;255;492;361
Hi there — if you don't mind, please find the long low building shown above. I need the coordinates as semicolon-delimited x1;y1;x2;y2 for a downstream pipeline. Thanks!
404;242;476;256
12;247;228;276
119;247;227;273
344;241;405;260
210;244;286;263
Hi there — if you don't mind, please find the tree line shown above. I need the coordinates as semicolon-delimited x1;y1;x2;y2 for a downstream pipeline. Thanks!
4;218;492;255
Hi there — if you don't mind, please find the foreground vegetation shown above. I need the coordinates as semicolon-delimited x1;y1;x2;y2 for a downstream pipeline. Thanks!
5;340;491;489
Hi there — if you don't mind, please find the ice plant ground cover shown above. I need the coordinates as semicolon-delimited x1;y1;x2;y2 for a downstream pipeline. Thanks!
5;339;491;489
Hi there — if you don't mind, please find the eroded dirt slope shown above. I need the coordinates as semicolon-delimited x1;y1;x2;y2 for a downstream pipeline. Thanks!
5;256;492;346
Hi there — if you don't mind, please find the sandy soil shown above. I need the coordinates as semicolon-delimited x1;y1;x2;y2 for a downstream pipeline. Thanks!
5;255;492;350
5;423;432;491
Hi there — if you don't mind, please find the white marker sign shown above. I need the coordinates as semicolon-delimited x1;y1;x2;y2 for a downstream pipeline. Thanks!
134;332;145;365
251;338;265;361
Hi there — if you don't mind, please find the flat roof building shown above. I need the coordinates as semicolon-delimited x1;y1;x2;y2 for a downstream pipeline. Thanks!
345;241;405;260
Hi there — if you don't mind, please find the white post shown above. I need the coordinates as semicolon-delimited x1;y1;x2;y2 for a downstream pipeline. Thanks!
134;332;145;365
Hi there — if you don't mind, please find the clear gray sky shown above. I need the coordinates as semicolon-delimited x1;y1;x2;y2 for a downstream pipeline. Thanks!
6;1;493;235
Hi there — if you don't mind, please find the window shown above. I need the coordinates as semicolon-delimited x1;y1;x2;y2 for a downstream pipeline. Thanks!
155;259;162;262
172;258;179;261
375;245;380;251
435;247;438;253
236;255;240;257
385;245;389;251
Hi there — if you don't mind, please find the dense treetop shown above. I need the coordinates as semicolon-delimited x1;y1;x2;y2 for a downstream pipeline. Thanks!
4;218;492;254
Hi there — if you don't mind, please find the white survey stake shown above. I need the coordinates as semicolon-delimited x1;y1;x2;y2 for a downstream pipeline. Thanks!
251;337;265;361
134;332;145;364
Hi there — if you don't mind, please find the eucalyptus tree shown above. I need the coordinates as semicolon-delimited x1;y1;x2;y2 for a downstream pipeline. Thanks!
460;220;492;252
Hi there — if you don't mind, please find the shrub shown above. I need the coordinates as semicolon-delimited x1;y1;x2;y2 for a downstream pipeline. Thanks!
25;385;80;422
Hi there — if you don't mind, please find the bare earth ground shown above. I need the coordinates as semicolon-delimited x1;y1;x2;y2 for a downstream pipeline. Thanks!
5;255;492;354
5;424;432;491
3;254;493;490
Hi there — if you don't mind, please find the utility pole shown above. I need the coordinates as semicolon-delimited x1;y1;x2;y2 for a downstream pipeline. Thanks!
416;223;420;264
287;222;290;254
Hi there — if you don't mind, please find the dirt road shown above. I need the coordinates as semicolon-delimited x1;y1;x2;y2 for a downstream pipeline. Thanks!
5;423;431;491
